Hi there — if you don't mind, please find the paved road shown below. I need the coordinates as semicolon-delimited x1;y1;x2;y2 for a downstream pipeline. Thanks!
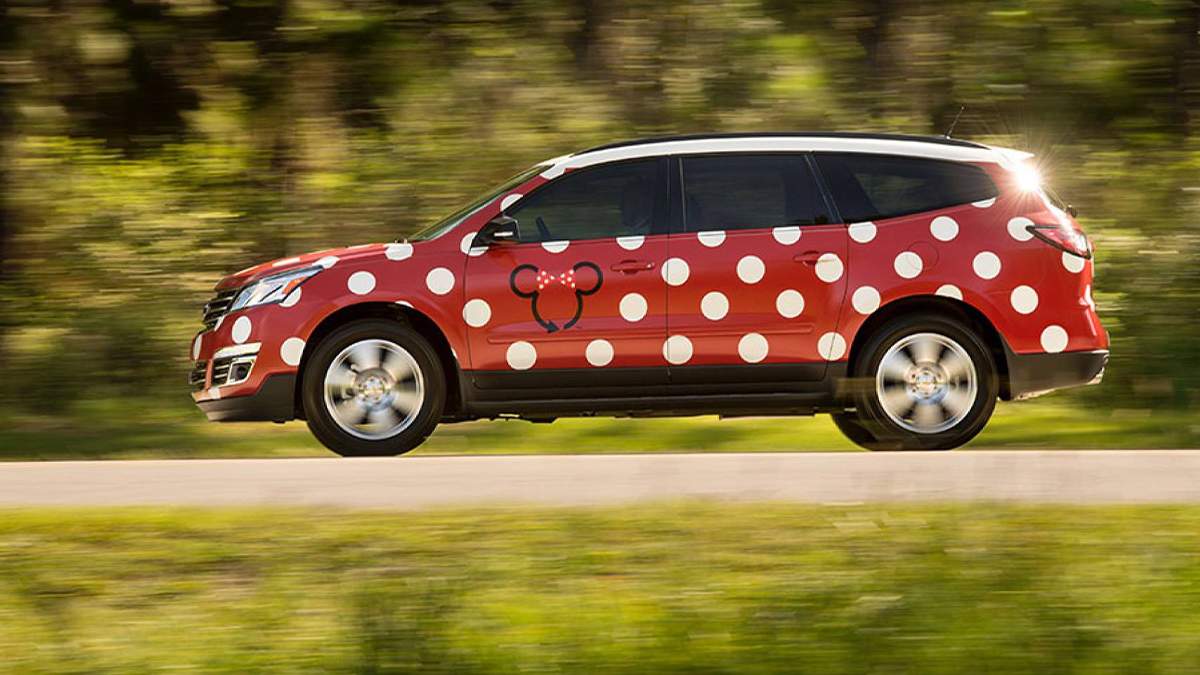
2;451;1200;508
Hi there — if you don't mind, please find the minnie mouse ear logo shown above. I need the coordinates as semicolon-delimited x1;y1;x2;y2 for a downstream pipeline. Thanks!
511;262;603;333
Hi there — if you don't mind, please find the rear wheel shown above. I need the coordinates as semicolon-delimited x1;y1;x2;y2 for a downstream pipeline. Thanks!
836;314;997;451
302;319;444;457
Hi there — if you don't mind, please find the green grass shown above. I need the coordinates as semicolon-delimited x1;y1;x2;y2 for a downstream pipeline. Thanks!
3;504;1200;672
1;395;1197;460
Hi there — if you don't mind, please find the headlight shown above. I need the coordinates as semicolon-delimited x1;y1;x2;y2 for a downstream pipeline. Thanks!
230;266;322;312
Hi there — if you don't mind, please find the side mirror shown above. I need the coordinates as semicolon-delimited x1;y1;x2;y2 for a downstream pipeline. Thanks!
473;215;518;248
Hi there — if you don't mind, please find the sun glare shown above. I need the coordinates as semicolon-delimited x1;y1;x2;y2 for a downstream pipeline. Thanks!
1014;163;1042;192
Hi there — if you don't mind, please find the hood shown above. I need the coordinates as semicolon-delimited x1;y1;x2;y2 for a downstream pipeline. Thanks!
214;243;389;291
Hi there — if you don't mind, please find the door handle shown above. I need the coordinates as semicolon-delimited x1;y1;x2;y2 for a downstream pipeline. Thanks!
793;251;821;265
611;260;656;273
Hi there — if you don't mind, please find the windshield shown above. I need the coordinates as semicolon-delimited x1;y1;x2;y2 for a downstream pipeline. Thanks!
407;165;545;241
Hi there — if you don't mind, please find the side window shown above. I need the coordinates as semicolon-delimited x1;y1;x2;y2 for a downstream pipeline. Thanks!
680;155;829;232
508;159;660;242
814;153;999;223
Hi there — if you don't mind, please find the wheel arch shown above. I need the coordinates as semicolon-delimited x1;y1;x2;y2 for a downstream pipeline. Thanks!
292;302;464;419
845;295;1015;400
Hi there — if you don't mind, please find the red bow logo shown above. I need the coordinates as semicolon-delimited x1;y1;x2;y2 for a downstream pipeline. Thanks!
536;269;578;291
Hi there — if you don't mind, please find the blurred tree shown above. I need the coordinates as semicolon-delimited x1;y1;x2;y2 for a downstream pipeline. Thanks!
1;0;1198;412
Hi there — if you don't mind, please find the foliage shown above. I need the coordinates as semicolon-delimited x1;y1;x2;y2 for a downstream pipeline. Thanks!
1;0;1198;419
5;504;1200;671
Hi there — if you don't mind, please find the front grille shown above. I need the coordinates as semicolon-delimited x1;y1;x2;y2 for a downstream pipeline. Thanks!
210;355;255;388
211;358;233;387
189;361;207;390
201;288;239;331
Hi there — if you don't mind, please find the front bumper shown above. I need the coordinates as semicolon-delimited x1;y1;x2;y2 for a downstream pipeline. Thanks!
1004;348;1108;400
195;373;297;422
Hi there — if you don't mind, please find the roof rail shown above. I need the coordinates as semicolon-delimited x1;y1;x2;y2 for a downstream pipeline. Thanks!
580;131;989;155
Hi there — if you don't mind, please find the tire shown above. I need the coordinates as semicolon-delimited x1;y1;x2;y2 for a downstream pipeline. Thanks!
839;314;998;451
302;319;445;457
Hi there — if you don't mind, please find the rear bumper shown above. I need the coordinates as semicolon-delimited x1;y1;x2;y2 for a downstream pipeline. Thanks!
195;373;297;422
1004;348;1108;400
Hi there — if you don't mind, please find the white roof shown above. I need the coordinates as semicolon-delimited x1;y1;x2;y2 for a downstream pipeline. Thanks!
539;136;1032;179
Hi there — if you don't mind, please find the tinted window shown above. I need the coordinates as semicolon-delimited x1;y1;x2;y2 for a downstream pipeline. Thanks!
815;153;998;223
681;155;829;232
509;159;660;242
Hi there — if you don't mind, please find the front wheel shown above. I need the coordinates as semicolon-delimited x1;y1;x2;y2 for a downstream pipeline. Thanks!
302;319;445;457
837;314;998;451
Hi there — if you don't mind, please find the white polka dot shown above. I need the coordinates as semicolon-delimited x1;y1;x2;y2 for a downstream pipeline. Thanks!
817;332;847;360
935;284;963;301
272;257;301;267
191;335;201;360
1040;325;1069;353
973;251;1002;280
737;256;766;284
662;258;690;286
772;226;801;245
1062;251;1085;273
697;230;725;247
500;193;522;211
280;287;302;307
207;387;221;400
852;286;881;314
972;197;997;208
663;335;693;365
460;232;486;257
316;255;339;269
425;267;455;295
1007;216;1034;242
738;333;769;363
506;341;537;370
848;221;877;243
385;243;413;261
893;251;923;279
616;235;644;251
280;337;305;366
347;271;376;295
463;299;491;327
930;216;959;242
586;339;614;367
619;293;648;322
815;253;844;283
542;240;569;253
776;289;805;318
1010;285;1039;314
231;316;251;344
700;291;728;321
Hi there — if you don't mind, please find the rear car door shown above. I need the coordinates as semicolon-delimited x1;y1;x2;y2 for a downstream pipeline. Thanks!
665;153;849;386
463;158;670;396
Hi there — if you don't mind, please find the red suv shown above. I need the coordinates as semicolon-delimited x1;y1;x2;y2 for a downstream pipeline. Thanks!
191;133;1108;455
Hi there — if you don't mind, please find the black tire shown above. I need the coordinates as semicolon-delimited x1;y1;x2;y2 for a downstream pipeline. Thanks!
840;313;998;451
302;319;445;457
830;411;885;449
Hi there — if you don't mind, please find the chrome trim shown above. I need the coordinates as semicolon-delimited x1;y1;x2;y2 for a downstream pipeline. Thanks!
213;342;261;359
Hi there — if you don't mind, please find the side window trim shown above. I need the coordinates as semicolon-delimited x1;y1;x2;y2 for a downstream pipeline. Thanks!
804;152;844;225
504;157;671;243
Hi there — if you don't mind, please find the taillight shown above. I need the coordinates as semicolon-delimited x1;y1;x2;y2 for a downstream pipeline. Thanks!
1027;223;1091;259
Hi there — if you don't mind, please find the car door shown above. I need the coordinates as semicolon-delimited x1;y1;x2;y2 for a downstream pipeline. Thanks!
665;153;849;388
463;157;670;396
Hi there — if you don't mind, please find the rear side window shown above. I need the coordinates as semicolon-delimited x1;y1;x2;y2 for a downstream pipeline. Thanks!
680;154;830;232
815;153;998;223
508;159;662;242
